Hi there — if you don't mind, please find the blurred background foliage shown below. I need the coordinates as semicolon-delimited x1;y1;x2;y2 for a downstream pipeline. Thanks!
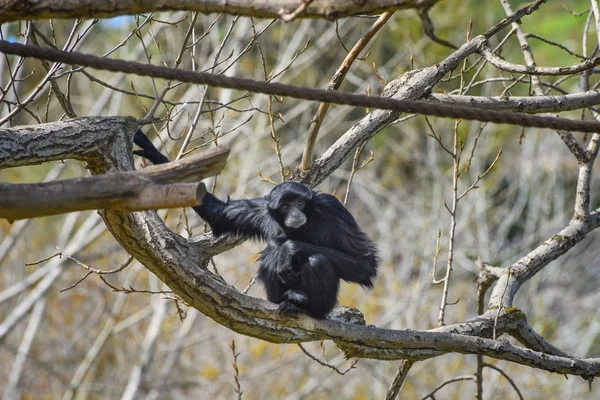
1;0;599;398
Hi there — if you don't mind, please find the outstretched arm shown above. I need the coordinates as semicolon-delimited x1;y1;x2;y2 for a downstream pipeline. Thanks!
193;195;275;240
133;131;276;241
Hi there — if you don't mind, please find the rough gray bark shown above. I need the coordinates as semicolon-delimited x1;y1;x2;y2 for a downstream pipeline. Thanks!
0;0;439;23
0;129;229;219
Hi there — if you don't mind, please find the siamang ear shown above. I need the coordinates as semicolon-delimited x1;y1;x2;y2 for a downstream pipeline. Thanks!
304;190;314;201
267;195;282;210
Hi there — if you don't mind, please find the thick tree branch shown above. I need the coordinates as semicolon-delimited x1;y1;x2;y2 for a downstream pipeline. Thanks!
0;179;206;221
428;91;600;114
0;116;137;171
3;0;598;381
509;323;571;358
3;117;599;378
0;0;438;23
488;215;600;311
0;116;227;220
300;35;483;186
0;143;228;220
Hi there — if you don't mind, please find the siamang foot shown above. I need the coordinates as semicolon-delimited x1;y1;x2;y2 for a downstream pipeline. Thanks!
278;300;302;315
285;289;309;305
277;289;309;315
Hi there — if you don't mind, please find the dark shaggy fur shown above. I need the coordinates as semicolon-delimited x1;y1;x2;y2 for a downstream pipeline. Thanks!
134;131;378;318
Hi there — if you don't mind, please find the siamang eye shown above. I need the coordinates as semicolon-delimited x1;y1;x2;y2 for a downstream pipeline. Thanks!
281;205;290;212
296;200;305;209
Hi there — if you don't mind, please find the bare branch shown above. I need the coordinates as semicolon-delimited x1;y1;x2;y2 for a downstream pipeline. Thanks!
482;363;525;400
231;340;244;399
422;375;476;399
0;155;224;220
0;118;228;220
428;91;600;114
509;323;571;358
488;213;600;311
297;343;359;375
301;10;395;171
385;360;414;400
0;0;439;23
479;42;600;76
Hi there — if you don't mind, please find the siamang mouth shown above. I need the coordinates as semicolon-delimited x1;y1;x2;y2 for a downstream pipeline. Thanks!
284;218;306;229
285;221;305;229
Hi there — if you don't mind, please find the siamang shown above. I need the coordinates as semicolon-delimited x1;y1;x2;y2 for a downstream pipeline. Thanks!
134;131;378;318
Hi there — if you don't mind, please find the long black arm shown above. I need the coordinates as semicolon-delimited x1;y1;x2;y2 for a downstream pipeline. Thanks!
193;196;276;240
307;193;379;287
133;130;276;241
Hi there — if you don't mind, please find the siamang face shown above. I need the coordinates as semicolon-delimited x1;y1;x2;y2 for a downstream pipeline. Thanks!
267;182;313;230
279;197;307;228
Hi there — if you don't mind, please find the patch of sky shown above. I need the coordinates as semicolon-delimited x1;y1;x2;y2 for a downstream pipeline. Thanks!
100;15;136;30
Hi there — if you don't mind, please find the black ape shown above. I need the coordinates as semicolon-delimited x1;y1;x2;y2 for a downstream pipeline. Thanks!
133;131;378;318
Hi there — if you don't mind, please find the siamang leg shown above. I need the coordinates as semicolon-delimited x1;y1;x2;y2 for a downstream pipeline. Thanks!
281;253;339;318
285;240;377;289
257;262;288;305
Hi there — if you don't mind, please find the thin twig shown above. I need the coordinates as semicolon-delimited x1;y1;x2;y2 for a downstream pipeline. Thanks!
431;229;443;284
242;274;258;294
493;267;511;340
421;375;476;399
343;142;373;205
458;147;503;200
99;275;172;295
301;10;395;171
279;0;313;22
297;344;358;375
56;247;133;274
25;252;61;266
437;119;462;327
483;362;525;400
231;340;243;400
385;360;414;400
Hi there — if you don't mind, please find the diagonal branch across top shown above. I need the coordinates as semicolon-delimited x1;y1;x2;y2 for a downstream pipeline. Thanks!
1;38;600;134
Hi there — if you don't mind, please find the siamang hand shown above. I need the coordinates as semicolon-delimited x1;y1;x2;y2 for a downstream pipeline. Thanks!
133;131;169;164
276;263;301;286
276;240;308;285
